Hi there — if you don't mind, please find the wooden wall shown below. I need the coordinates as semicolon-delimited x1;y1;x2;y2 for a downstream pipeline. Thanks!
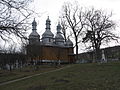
27;45;75;63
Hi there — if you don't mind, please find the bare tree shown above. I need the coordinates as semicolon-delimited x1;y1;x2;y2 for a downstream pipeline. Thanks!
60;17;68;42
19;39;29;54
83;8;118;62
0;0;33;42
61;2;86;60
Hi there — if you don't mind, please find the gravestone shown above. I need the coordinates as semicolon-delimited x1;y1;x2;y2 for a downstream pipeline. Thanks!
101;50;107;63
16;60;19;69
20;61;23;68
11;64;14;70
6;64;10;70
58;60;61;65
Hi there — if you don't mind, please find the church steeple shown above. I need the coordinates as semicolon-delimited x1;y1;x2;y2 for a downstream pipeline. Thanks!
29;18;40;45
42;16;54;45
57;22;61;34
55;22;64;46
32;18;37;31
46;16;51;30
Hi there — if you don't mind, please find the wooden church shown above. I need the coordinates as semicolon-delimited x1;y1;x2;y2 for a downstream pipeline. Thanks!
26;17;75;63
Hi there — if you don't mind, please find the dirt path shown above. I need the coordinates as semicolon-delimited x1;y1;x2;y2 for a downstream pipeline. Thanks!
0;65;71;86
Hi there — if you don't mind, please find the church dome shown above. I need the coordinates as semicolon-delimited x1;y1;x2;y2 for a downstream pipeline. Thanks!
42;30;54;38
41;16;54;45
55;23;64;45
42;16;54;38
65;38;73;47
29;31;40;39
29;18;40;45
29;18;40;39
55;23;64;39
55;34;64;39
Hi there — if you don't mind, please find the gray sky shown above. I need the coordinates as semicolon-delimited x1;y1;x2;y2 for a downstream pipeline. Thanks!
31;0;120;51
32;0;120;35
1;0;120;52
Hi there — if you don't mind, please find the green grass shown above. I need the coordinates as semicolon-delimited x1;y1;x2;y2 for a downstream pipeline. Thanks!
1;62;120;90
0;65;62;84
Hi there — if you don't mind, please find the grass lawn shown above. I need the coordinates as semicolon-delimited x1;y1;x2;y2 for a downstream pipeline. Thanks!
0;62;120;90
0;65;63;84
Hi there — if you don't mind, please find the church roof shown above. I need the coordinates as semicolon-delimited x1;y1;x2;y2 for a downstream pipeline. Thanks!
29;31;40;38
29;17;73;47
55;34;64;39
29;18;40;39
65;38;73;47
42;16;54;38
42;30;54;38
55;23;64;41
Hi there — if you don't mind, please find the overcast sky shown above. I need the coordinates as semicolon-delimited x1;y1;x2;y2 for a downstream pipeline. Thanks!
32;0;120;35
29;0;120;52
1;0;120;52
30;0;119;50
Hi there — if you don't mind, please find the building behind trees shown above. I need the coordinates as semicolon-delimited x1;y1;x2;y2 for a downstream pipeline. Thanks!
77;46;120;63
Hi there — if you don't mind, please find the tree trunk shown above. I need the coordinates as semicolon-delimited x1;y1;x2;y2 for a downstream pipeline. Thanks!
95;47;101;62
76;44;78;61
75;37;78;62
